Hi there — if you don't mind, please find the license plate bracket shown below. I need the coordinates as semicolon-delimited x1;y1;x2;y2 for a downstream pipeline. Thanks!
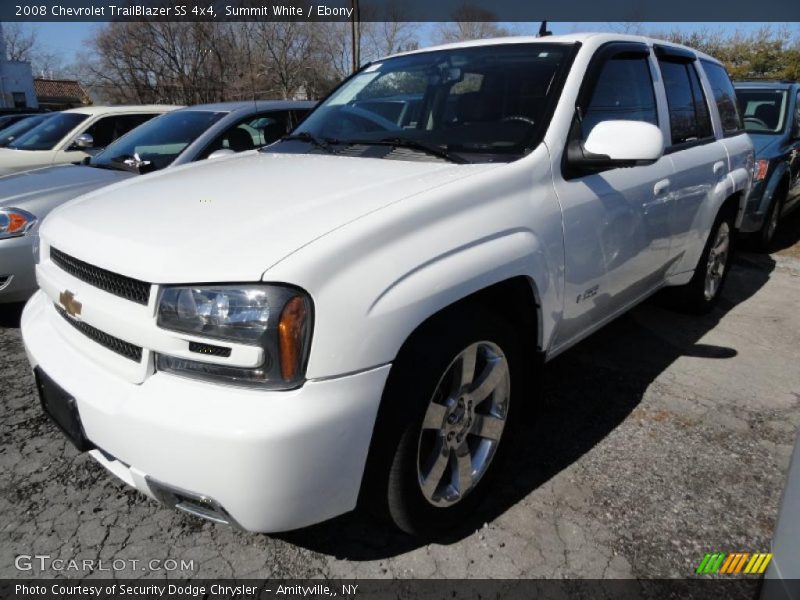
34;368;93;452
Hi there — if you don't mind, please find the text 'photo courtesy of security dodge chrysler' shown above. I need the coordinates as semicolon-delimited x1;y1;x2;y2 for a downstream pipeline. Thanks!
21;33;754;536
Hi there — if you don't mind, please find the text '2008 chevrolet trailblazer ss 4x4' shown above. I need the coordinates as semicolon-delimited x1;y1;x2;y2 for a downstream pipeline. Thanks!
22;34;753;536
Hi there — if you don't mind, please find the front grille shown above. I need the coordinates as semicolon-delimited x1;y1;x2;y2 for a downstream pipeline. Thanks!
55;304;143;362
50;247;151;305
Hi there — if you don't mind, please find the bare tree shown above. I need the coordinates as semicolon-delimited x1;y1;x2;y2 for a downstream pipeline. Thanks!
3;23;37;62
251;21;315;99
434;5;509;44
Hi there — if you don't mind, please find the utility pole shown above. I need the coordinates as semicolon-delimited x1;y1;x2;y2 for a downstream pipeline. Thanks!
350;0;360;73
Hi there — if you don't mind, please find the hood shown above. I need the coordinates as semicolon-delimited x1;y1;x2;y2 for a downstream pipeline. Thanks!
41;152;498;284
0;165;132;217
748;133;782;158
0;147;55;175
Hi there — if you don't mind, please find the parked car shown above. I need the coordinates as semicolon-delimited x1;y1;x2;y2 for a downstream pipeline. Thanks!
0;105;178;176
21;34;752;536
734;81;800;249
760;430;800;600
0;113;53;148
0;112;43;130
0;101;314;303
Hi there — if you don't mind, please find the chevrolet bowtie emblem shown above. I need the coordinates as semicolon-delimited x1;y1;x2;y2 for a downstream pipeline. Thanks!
59;290;82;318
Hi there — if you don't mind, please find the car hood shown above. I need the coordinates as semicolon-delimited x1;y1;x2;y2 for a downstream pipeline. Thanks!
0;165;132;214
0;147;54;175
748;133;783;157
41;151;499;284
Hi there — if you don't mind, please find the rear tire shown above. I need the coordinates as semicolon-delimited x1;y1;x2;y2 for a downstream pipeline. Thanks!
666;207;736;314
756;184;786;252
363;306;525;537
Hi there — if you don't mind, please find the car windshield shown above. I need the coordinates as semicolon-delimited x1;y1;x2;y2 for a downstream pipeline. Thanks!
292;43;573;163
0;114;51;147
738;89;789;133
91;110;227;172
8;112;89;151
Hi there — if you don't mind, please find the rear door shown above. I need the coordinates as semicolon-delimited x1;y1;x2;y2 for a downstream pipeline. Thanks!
654;47;729;277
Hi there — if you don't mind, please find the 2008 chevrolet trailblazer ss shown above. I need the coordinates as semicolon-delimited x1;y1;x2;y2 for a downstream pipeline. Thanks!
21;34;753;535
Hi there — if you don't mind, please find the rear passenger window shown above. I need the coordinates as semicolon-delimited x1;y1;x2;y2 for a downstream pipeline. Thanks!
701;60;743;136
658;60;713;145
581;55;658;138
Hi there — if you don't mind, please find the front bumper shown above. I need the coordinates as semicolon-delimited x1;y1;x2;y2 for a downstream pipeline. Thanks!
21;290;390;532
0;234;37;303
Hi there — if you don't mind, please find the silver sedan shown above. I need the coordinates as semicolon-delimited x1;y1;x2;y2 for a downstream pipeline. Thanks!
0;100;315;303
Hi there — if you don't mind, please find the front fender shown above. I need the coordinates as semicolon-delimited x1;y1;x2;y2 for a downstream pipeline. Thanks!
264;149;565;380
743;162;789;232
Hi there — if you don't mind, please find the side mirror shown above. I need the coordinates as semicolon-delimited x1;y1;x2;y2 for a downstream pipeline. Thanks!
567;120;664;173
70;133;94;150
207;148;236;160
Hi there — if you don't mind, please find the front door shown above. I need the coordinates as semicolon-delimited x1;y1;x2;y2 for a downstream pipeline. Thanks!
551;43;674;351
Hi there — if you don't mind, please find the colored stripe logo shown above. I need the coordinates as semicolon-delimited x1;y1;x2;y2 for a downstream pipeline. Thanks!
696;552;773;574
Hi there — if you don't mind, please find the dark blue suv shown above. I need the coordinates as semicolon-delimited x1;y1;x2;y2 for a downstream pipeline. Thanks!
735;81;800;250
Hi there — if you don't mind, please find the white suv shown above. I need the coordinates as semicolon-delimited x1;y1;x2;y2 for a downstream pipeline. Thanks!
21;34;753;536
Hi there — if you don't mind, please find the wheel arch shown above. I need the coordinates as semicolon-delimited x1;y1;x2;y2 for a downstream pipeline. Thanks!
757;162;791;218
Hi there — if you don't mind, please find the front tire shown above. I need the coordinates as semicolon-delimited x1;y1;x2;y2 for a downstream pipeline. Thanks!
364;308;523;537
757;184;786;252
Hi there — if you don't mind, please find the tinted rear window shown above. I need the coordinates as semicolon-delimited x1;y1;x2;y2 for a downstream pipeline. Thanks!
701;60;743;135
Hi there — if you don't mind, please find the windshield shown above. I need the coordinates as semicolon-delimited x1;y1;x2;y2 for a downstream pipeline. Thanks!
8;112;89;151
738;89;789;134
292;43;573;163
92;110;227;172
0;114;51;148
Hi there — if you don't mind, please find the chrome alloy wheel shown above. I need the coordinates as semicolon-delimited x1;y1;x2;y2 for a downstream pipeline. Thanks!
704;221;731;301
416;341;510;507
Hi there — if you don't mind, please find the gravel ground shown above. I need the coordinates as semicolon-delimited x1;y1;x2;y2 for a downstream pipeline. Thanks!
1;217;799;580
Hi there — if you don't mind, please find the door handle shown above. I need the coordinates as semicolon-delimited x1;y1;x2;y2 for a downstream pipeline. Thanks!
713;161;726;176
654;179;670;196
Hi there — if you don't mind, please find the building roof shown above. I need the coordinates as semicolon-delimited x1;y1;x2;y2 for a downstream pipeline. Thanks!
34;78;91;103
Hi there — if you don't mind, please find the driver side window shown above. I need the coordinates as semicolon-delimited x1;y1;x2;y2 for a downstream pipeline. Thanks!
580;55;658;139
199;111;291;159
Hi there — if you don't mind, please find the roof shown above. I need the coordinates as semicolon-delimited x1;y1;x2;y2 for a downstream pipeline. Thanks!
34;78;90;102
63;104;182;116
734;81;799;90
382;33;722;66
176;100;317;113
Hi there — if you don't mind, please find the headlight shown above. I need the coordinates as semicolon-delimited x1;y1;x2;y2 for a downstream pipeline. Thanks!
0;207;37;240
156;284;313;389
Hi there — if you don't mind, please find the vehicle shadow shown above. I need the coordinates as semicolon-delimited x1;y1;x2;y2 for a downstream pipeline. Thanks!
0;301;25;328
277;250;777;560
770;206;800;255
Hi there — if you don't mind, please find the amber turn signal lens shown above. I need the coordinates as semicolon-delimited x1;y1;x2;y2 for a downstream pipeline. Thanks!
8;213;28;233
278;296;309;382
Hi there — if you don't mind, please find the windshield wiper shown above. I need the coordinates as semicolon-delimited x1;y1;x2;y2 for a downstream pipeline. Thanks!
279;131;336;153
345;137;467;164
